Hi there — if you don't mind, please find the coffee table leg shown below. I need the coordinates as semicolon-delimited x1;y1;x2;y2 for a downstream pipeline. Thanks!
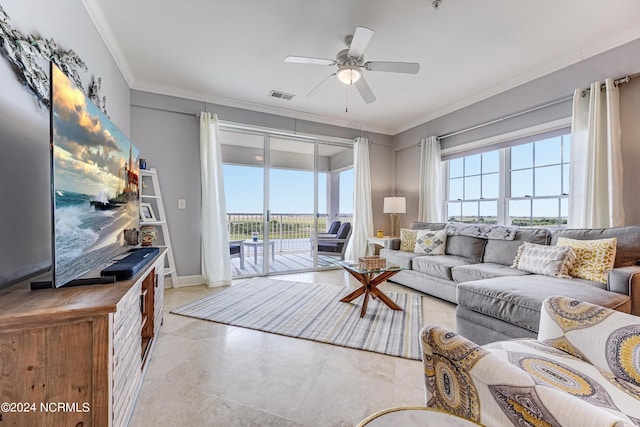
360;288;370;318
340;286;366;303
371;286;402;311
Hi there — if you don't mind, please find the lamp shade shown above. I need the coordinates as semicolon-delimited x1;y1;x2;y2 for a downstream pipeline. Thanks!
383;197;406;214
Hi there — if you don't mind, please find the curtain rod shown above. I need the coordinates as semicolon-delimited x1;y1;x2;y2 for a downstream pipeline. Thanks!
437;75;632;141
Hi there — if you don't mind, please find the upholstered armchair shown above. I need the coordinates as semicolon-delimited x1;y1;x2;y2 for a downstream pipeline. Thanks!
421;296;640;427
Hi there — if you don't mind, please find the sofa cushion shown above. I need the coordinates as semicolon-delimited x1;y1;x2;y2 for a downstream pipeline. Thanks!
400;228;420;252
457;276;631;333
557;237;617;284
414;229;447;255
512;242;576;278
551;226;640;267
379;248;420;269
483;228;551;266
412;255;475;281
445;235;487;263
451;263;531;283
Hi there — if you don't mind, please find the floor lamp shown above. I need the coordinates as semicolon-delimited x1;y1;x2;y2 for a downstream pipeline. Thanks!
383;197;406;238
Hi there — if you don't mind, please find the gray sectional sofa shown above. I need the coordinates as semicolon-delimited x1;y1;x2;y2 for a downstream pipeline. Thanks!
380;221;640;345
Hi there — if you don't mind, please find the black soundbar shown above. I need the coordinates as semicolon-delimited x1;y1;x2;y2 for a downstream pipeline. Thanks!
100;247;159;281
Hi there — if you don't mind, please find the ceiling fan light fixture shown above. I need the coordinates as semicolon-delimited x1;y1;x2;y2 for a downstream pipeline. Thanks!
336;67;362;85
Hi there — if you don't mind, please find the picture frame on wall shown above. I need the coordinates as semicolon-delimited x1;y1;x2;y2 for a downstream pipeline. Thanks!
140;202;157;222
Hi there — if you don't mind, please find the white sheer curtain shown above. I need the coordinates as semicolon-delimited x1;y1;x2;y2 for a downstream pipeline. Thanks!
418;136;443;222
568;79;625;228
345;137;373;260
200;112;231;287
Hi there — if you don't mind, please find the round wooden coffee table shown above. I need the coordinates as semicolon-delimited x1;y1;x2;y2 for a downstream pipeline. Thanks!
357;407;483;427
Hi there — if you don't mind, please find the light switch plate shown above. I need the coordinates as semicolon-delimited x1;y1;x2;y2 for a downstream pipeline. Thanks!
178;199;186;209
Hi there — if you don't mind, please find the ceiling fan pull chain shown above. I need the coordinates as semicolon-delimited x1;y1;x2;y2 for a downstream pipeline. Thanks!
345;86;349;113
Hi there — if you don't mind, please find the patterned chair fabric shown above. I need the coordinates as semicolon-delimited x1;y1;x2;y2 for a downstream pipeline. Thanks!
421;296;640;427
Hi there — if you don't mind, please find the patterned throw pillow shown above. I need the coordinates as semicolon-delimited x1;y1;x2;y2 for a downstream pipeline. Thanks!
400;228;420;252
414;229;447;255
556;237;617;284
512;242;576;278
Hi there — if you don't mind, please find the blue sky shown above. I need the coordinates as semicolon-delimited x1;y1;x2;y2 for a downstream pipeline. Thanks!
223;165;353;214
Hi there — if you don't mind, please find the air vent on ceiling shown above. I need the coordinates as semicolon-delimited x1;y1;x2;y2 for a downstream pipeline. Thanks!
269;90;295;101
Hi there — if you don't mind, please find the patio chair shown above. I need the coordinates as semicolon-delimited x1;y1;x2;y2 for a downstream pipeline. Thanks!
309;220;341;255
229;239;245;269
315;222;352;260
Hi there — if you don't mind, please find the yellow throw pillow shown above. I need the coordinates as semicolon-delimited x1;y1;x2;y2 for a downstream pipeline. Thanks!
556;237;617;284
400;228;421;252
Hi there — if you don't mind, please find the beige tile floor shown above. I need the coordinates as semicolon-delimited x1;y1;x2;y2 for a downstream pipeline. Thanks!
129;270;456;426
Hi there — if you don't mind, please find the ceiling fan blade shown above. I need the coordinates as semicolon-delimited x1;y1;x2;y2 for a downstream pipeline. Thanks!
354;76;376;104
306;73;336;98
348;26;374;59
364;61;420;74
285;56;336;66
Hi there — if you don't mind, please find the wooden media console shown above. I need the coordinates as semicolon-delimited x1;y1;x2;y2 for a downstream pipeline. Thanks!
0;248;166;426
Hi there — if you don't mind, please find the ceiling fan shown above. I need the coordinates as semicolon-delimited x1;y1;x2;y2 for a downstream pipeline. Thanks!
284;26;420;104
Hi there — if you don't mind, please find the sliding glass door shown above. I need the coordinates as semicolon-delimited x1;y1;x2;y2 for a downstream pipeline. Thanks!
267;136;317;273
220;128;353;278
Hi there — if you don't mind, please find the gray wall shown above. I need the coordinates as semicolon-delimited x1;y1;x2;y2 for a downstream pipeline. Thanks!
131;91;394;279
393;38;640;227
0;0;130;286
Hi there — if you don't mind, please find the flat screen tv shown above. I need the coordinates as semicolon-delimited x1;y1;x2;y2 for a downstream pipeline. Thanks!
50;63;140;287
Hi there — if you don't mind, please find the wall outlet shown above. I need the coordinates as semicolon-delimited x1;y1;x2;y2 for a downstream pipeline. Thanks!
178;199;186;209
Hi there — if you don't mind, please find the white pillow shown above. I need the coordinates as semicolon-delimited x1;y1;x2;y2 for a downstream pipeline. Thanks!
512;242;576;278
414;229;447;255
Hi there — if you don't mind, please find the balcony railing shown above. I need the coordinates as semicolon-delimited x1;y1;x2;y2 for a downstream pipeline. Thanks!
227;213;353;252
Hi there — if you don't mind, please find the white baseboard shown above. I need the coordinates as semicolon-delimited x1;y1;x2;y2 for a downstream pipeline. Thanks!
165;274;204;288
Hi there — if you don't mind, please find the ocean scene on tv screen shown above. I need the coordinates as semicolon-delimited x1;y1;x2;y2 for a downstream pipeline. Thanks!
51;65;139;286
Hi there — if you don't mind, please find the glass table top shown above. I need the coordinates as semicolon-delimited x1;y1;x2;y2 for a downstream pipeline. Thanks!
336;260;404;274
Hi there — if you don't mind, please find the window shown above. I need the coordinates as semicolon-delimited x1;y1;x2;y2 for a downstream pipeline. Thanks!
447;152;499;224
508;135;570;227
445;133;571;227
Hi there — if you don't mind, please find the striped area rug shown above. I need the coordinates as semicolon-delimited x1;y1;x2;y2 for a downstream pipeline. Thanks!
171;277;423;360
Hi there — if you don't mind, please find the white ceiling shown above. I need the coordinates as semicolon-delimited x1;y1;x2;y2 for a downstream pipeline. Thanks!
90;0;640;135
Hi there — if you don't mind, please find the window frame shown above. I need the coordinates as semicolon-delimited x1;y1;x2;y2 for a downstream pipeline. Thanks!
444;130;571;228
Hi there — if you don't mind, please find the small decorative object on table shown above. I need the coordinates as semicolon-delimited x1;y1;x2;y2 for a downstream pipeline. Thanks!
252;231;259;242
124;228;139;245
358;256;386;270
140;226;158;246
376;230;384;238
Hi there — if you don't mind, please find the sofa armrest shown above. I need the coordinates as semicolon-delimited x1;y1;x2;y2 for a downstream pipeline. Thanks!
422;324;637;426
608;265;640;315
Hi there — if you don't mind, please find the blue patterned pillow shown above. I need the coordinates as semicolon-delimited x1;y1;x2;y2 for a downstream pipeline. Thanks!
414;229;447;255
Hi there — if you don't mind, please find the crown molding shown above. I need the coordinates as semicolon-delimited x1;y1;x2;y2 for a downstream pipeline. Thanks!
82;0;135;87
